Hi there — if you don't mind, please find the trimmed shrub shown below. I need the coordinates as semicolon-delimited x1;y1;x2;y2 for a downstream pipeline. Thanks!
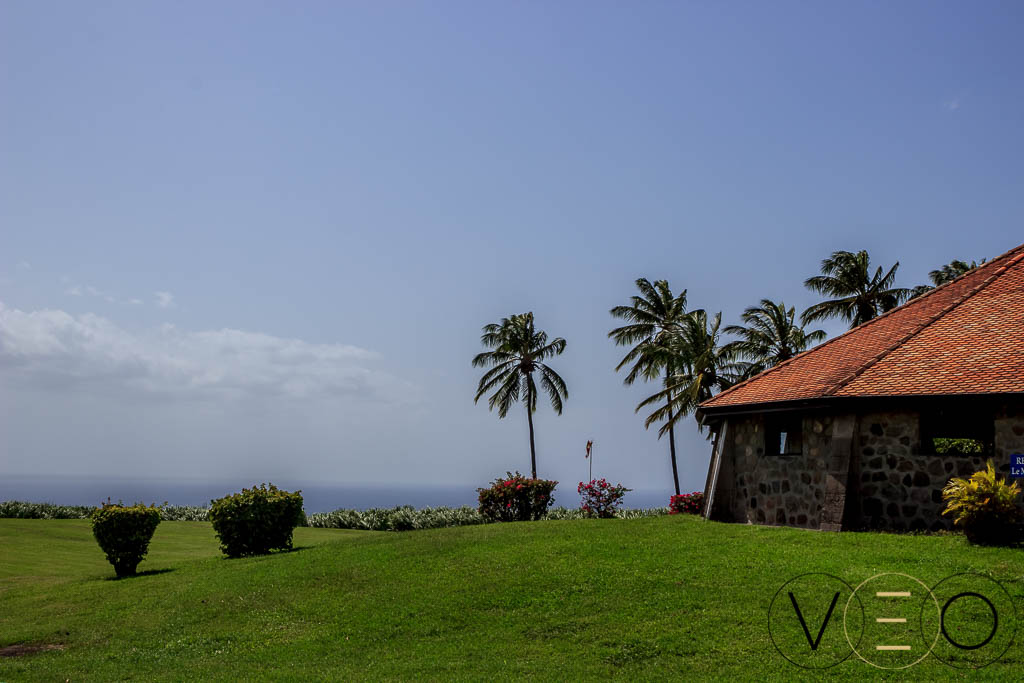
942;460;1023;545
669;491;704;515
209;484;305;558
578;479;631;518
90;501;162;577
477;472;557;522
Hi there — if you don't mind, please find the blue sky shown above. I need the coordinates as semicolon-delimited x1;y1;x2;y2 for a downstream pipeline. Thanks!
1;2;1021;498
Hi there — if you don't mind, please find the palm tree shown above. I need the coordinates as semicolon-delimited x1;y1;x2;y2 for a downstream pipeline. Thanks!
801;250;910;328
608;279;688;494
638;310;744;440
910;258;986;298
472;312;568;478
723;299;826;379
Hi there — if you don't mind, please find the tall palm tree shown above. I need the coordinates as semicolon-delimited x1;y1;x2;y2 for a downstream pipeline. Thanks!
472;312;568;478
801;250;910;328
638;310;744;439
608;279;688;494
723;299;826;379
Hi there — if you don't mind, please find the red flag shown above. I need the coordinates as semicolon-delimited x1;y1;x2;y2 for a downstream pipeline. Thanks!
585;440;593;458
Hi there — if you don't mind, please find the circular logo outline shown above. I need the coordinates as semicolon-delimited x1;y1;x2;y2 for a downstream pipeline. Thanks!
923;572;1019;669
768;572;864;669
843;572;940;670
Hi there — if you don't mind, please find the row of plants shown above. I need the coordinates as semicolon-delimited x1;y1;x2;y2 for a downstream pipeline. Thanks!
0;500;216;522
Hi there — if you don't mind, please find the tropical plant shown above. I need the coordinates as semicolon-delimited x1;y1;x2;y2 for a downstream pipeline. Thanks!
723;299;826;378
637;310;744;437
801;250;911;328
472;312;568;478
910;258;986;298
578;478;631;518
942;460;1023;545
608;279;689;494
477;472;557;522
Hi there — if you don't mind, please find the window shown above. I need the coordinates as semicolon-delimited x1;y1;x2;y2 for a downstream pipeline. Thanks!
766;414;803;456
919;406;993;456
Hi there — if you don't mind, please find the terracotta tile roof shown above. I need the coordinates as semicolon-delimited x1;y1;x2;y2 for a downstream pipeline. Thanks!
700;242;1024;413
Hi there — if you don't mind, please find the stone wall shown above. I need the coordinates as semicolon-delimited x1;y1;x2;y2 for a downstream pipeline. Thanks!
851;411;985;531
718;414;834;530
707;401;1024;532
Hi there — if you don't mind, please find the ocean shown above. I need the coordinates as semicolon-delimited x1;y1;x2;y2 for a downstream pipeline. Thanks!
0;476;673;513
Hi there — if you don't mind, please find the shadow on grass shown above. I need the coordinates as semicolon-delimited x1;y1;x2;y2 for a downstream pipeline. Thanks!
218;546;312;560
104;568;175;581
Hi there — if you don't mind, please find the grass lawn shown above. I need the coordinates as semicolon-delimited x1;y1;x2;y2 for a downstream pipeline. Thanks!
1;516;1022;681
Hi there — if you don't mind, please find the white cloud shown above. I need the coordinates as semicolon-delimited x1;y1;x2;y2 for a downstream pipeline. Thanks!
129;298;143;305
16;261;31;270
155;291;175;308
943;98;961;111
65;285;83;296
0;300;407;402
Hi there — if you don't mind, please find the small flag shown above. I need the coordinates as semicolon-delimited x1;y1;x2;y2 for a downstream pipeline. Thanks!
585;440;593;459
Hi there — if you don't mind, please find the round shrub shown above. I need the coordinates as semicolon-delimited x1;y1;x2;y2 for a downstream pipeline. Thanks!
669;491;704;515
477;472;556;522
90;501;162;578
209;484;305;558
942;460;1022;546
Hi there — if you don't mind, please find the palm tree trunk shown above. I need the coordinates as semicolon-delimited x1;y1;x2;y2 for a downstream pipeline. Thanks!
526;383;538;478
666;373;681;496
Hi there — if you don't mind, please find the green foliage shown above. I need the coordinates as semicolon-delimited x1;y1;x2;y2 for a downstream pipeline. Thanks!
208;484;305;558
90;501;162;577
307;505;486;531
942;460;1023;545
932;437;985;455
636;310;744;437
802;249;910;328
472;312;568;478
477;472;557;522
0;500;94;519
608;278;689;494
0;501;216;522
722;299;825;379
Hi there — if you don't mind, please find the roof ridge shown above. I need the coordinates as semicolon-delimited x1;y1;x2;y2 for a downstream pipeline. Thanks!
822;254;1016;396
700;241;1024;408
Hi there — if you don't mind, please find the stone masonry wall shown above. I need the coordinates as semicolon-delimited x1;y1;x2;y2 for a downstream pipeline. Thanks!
853;411;984;531
723;414;833;530
709;402;1024;532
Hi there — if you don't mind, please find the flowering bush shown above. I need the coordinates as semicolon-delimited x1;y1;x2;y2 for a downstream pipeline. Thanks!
669;491;704;515
477;472;557;522
577;479;631;518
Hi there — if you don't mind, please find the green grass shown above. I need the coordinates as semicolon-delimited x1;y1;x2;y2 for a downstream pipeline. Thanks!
1;517;1021;681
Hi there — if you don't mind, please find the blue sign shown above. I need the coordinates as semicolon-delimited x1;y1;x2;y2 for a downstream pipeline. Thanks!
1012;454;1024;479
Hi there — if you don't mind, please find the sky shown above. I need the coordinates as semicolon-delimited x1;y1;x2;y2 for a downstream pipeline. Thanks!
1;2;1022;500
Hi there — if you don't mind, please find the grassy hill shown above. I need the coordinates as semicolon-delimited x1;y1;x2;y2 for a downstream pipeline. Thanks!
1;516;1021;680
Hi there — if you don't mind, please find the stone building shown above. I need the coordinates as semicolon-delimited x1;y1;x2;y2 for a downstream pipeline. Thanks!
698;243;1024;531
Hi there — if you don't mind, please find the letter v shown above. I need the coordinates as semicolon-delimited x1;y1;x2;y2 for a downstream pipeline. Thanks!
788;591;839;650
